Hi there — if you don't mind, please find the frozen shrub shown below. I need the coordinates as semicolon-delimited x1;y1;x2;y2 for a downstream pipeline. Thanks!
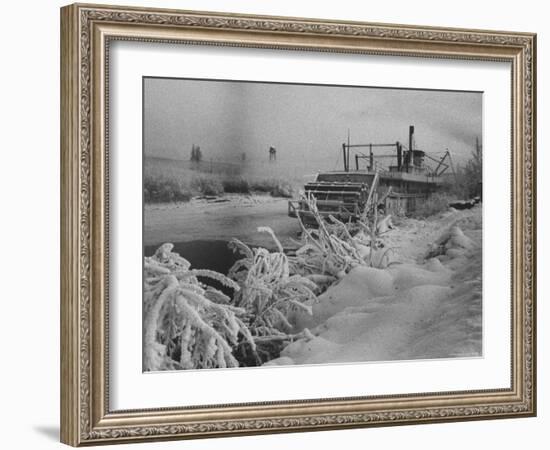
249;179;275;193
222;177;251;194
269;181;294;198
228;228;318;363
143;243;254;371
413;193;453;218
289;196;371;284
143;175;193;203
191;176;224;196
250;179;294;198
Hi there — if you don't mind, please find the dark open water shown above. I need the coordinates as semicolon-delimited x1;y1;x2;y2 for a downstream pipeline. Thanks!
144;240;242;295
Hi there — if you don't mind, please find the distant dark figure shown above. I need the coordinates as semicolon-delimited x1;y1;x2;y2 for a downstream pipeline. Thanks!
241;152;246;161
269;146;277;162
190;144;202;163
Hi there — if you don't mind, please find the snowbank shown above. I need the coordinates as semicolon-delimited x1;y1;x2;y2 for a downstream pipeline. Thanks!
266;205;483;366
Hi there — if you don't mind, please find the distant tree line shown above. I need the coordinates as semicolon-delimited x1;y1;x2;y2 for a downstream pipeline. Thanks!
445;138;482;199
458;138;482;198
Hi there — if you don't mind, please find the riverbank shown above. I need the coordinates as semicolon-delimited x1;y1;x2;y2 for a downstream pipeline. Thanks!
144;194;300;248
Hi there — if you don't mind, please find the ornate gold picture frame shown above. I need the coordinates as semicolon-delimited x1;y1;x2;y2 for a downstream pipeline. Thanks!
60;3;536;446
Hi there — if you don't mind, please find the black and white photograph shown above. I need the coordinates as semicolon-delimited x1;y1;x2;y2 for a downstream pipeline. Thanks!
142;77;483;372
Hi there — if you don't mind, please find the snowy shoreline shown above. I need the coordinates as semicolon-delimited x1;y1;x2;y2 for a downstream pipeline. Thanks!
266;205;483;366
143;202;483;371
144;194;300;248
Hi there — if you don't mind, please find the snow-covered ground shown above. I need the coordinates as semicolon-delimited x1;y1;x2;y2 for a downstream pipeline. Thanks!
266;205;483;366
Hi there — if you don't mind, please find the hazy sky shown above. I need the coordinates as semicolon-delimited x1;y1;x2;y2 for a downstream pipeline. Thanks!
144;77;482;167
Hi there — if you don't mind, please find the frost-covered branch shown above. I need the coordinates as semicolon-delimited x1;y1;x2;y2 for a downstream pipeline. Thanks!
229;231;318;340
143;243;254;371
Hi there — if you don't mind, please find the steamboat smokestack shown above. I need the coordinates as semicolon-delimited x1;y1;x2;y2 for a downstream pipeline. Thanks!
409;125;415;152
397;142;402;170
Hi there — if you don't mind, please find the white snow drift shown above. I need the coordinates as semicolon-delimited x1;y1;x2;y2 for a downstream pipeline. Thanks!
266;205;483;366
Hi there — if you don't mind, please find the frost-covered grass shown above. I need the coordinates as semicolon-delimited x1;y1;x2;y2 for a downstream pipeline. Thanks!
143;175;193;203
144;158;296;203
144;163;224;202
